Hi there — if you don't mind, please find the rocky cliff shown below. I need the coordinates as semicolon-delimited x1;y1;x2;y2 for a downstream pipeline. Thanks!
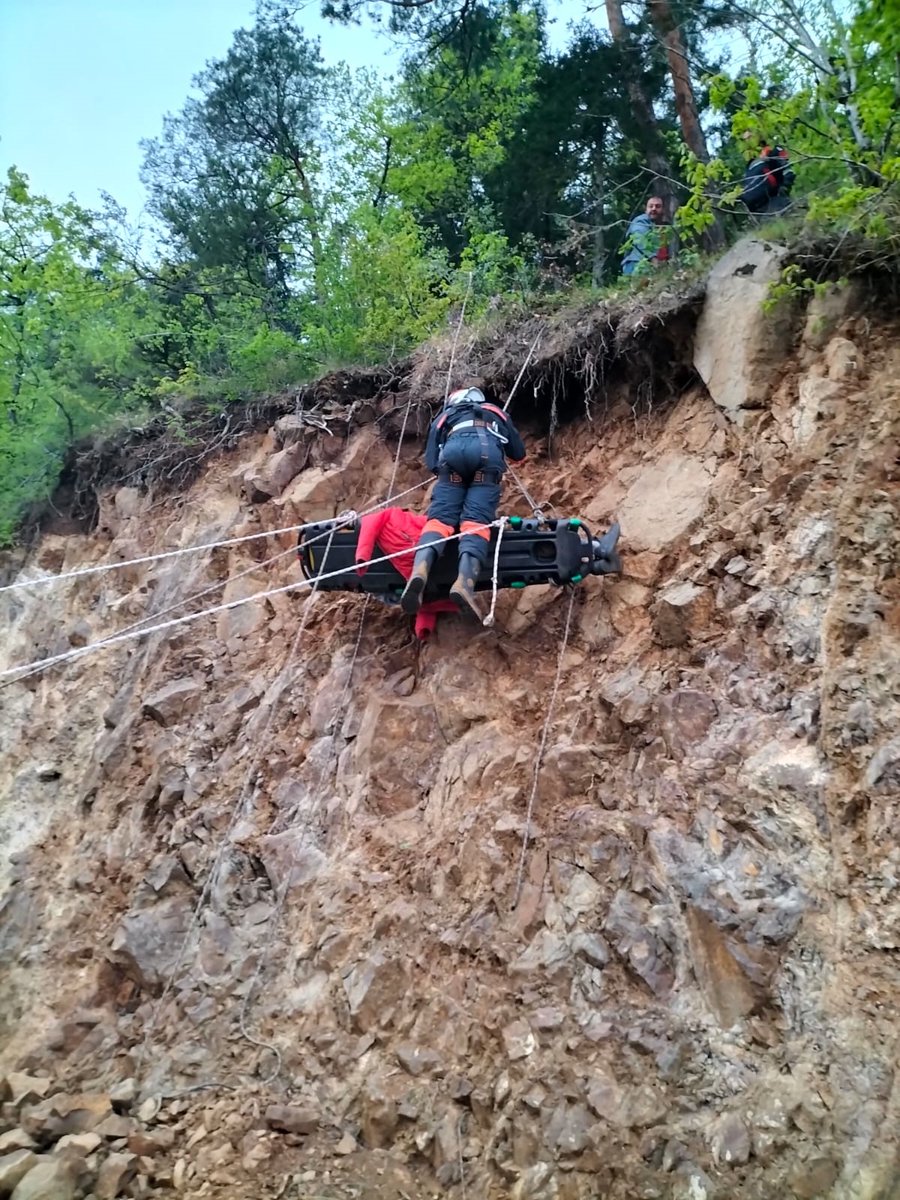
0;242;898;1200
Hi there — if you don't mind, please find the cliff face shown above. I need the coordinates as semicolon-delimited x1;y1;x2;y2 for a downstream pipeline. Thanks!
1;248;898;1200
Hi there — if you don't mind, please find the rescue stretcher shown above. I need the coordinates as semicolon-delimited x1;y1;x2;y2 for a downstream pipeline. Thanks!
297;515;621;602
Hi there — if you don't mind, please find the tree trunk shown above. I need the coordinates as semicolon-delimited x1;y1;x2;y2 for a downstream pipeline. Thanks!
646;0;710;163
591;150;606;287
604;0;676;217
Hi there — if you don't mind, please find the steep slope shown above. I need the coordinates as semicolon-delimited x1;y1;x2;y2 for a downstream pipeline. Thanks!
0;248;898;1200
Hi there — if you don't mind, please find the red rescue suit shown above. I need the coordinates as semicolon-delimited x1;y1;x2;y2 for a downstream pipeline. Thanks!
355;508;457;640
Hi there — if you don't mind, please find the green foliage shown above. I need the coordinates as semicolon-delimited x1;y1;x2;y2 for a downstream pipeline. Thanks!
684;0;899;258
307;204;452;365
0;170;163;541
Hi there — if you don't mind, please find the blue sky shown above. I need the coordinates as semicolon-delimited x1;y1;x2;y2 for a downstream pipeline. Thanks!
0;0;404;217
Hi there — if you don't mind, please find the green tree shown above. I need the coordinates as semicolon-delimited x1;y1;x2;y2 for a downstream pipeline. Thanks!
0;170;160;540
140;0;332;301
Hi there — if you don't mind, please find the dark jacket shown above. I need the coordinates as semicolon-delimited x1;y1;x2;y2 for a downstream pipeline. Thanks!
424;402;525;474
740;149;795;214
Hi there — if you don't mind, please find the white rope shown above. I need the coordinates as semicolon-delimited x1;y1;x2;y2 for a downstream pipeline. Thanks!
136;518;344;1089
482;518;506;628
502;330;542;413
0;522;502;683
507;464;547;521
0;516;375;695
0;478;430;595
240;588;371;1082
386;398;413;502
444;271;473;402
511;587;576;910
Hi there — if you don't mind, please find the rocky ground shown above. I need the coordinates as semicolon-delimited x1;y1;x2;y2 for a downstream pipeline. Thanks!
0;240;898;1200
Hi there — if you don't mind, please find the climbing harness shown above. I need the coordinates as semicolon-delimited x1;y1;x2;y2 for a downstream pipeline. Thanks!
512;586;577;910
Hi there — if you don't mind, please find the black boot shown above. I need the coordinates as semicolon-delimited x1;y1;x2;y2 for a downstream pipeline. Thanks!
450;552;483;619
401;545;437;614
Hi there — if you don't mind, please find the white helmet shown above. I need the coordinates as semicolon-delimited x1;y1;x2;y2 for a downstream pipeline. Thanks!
446;386;485;408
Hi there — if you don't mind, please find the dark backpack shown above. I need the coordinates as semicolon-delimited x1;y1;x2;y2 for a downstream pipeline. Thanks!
740;147;791;212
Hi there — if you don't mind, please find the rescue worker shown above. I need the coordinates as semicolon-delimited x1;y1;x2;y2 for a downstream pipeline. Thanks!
621;195;672;276
355;507;458;640
401;385;526;619
739;145;795;216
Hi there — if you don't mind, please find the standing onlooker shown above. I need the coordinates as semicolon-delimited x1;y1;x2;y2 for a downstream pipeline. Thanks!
621;196;673;277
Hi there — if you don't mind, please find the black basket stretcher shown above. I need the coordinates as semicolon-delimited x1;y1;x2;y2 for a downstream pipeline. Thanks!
297;516;621;603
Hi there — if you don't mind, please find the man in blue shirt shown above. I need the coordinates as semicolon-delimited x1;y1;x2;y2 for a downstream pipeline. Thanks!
621;196;672;277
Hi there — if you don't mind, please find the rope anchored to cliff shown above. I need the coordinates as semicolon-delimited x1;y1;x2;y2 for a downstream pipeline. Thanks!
511;586;576;911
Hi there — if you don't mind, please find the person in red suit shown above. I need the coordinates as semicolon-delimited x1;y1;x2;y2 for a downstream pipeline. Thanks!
355;508;458;640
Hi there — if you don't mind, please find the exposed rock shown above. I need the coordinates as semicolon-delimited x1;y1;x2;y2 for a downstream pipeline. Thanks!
605;891;675;997
536;742;602;804
740;739;827;801
396;1044;441;1077
255;832;327;895
243;442;308;502
694;237;793;415
652;582;714;647
216;572;269;643
354;695;443;815
570;932;610;968
126;1129;175;1156
794;374;842;444
272;414;314;449
824;335;862;380
359;1079;400;1149
109;897;194;987
264;1105;319;1135
4;1075;53;1106
9;1159;75;1200
801;279;863;349
20;1093;112;1140
586;1070;666;1129
685;907;759;1028
598;665;656;726
708;1112;752;1167
0;1151;39;1195
55;1132;101;1154
501;1020;536;1060
865;735;900;790
2;291;899;1200
788;1154;840;1197
141;678;204;727
657;689;718;757
618;453;714;551
544;1101;594;1155
342;954;409;1032
95;1152;137;1199
0;1133;36;1155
